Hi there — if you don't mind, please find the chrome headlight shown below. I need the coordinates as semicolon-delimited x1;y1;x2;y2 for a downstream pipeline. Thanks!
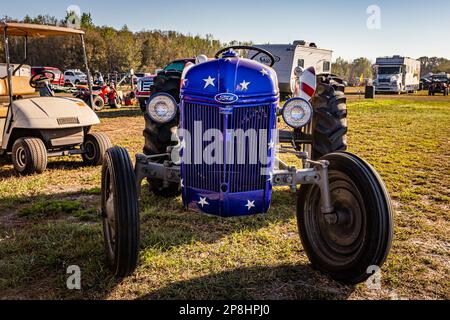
282;97;313;129
146;93;178;123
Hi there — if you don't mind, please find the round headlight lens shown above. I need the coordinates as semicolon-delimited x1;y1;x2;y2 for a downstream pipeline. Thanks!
282;97;313;128
146;93;178;123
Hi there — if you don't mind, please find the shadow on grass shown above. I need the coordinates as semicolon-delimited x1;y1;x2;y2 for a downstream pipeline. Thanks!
97;108;142;119
0;158;95;179
0;180;352;299
138;264;354;300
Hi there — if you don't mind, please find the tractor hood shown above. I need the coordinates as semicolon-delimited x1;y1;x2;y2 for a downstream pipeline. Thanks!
181;57;279;105
11;97;100;129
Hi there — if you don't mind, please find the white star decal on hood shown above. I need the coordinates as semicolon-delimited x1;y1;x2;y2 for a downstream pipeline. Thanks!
203;76;216;89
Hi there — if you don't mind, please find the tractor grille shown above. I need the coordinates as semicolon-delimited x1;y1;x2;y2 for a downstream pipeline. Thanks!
140;80;153;92
227;106;270;192
182;103;270;193
378;78;390;83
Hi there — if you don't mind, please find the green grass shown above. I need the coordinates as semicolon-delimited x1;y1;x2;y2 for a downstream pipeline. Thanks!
0;99;449;300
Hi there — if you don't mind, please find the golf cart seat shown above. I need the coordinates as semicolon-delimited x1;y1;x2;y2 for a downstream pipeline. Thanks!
0;76;35;96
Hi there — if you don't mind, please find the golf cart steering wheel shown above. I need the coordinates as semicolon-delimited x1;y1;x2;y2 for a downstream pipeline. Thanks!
29;71;55;88
215;45;276;67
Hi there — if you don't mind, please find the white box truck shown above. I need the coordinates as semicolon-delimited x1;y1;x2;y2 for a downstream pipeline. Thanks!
250;41;333;98
374;56;421;94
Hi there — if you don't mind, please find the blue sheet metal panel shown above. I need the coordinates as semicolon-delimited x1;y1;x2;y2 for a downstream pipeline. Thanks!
180;56;278;217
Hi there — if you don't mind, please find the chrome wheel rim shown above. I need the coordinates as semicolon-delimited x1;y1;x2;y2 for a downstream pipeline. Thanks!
15;146;27;169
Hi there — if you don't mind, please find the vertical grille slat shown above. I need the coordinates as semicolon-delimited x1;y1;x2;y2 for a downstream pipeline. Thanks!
183;103;270;193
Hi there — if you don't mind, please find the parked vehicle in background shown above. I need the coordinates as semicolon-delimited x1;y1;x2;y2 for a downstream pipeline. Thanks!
32;66;64;86
420;76;432;91
374;56;420;94
428;73;449;96
0;63;31;78
250;40;333;99
135;75;155;110
135;59;195;111
75;82;123;111
64;69;87;85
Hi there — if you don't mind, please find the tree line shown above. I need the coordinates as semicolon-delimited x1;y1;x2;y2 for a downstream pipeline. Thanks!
1;13;449;81
0;13;222;75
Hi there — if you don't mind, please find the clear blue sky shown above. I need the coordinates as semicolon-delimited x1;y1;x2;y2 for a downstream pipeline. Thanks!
2;0;449;61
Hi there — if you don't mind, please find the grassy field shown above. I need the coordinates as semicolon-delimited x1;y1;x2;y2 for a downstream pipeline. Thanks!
0;94;449;300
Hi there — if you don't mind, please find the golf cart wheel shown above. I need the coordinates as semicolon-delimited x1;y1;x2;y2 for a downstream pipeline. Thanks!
92;95;105;111
101;146;139;277
82;132;112;166
311;75;347;160
297;151;393;284
12;137;48;175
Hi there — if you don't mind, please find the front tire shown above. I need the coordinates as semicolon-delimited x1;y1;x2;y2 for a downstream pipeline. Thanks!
82;132;112;166
311;75;348;160
101;147;139;277
12;137;48;175
297;152;393;284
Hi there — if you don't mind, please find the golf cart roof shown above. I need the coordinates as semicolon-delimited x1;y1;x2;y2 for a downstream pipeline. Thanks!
0;22;84;37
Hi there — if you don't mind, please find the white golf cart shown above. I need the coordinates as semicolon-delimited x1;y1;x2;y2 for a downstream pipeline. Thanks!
0;22;112;175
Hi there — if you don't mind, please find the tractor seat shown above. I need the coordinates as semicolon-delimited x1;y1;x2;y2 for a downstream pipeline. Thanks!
0;76;35;96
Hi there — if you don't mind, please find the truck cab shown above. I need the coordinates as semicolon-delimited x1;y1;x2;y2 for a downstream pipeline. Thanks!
374;56;421;94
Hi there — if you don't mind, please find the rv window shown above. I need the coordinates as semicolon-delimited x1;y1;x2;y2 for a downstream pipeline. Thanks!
378;67;401;75
323;61;331;72
298;59;304;68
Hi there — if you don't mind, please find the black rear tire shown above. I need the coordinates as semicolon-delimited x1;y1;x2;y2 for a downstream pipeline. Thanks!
297;151;393;284
139;98;147;112
12;137;48;175
311;75;348;160
82;132;112;166
101;146;139;277
143;82;181;197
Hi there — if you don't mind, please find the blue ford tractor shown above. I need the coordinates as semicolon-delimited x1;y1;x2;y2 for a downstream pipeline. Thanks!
101;46;393;284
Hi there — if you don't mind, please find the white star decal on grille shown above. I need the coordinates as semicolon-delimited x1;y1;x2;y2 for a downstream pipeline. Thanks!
198;197;209;207
203;76;216;89
239;80;251;91
261;68;269;76
245;200;255;210
268;140;275;150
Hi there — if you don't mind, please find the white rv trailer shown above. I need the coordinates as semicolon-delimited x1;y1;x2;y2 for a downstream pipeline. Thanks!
0;63;31;78
374;56;421;94
251;41;333;97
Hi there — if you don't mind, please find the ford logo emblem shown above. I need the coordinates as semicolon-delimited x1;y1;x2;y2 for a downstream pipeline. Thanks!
214;93;239;104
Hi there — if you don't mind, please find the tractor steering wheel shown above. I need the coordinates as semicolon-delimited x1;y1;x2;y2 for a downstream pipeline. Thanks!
215;45;276;67
29;71;55;88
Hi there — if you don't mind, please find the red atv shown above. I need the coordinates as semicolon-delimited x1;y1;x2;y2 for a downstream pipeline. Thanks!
75;82;123;111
